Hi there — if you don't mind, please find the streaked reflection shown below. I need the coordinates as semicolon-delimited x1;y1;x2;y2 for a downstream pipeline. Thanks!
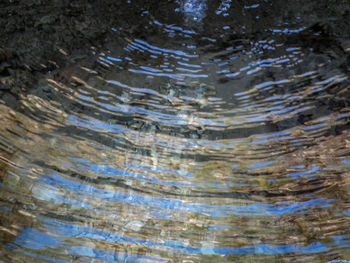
1;1;350;263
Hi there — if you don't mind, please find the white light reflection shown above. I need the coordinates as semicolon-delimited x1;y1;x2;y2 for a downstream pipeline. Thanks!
177;0;207;25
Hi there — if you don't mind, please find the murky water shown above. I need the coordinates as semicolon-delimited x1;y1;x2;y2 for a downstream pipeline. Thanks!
1;1;350;262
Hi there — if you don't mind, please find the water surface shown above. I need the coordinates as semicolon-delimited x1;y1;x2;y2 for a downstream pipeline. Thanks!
1;1;350;262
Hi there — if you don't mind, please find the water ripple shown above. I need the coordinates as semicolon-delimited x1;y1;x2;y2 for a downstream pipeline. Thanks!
1;1;350;262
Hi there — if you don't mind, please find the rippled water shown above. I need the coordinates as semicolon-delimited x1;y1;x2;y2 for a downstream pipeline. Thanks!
1;1;350;262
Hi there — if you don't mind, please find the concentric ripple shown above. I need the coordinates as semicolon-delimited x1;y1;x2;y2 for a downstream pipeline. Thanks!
1;1;350;262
